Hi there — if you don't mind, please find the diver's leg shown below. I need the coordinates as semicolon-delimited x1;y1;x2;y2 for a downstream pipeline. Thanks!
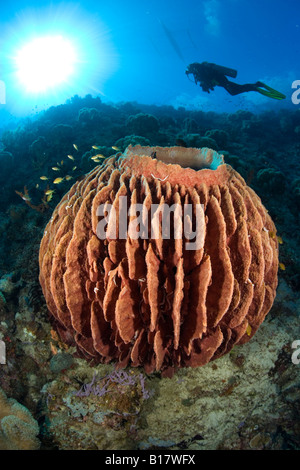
222;80;258;96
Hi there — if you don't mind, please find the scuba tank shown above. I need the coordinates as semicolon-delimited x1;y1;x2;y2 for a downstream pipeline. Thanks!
205;62;237;78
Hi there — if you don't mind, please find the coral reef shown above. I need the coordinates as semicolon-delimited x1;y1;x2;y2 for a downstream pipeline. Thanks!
78;107;109;129
0;387;40;450
42;364;151;450
257;168;285;193
29;136;50;171
205;129;229;148
0;94;299;450
291;178;300;207
39;145;278;376
126;113;160;136
184;134;218;150
114;135;151;151
0;151;14;184
38;281;300;450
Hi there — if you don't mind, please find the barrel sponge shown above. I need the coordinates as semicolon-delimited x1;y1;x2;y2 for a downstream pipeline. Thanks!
0;388;40;450
39;145;278;376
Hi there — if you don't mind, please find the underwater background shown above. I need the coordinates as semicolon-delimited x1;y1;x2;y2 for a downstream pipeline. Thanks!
0;0;299;451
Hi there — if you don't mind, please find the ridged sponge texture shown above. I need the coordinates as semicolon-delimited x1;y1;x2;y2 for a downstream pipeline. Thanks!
39;146;278;376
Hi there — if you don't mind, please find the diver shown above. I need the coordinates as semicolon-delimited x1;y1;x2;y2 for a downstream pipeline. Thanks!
186;62;286;100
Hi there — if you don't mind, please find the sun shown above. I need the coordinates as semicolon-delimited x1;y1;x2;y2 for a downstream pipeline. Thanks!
2;4;119;113
15;35;77;93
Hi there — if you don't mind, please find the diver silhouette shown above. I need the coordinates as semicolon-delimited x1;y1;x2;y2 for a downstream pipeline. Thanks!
186;62;286;100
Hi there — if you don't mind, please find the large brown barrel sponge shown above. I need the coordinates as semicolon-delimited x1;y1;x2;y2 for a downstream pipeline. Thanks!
39;145;278;376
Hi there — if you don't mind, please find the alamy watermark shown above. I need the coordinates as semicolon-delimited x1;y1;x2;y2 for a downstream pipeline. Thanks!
291;340;300;365
291;80;300;104
96;197;205;250
0;339;5;364
0;80;5;104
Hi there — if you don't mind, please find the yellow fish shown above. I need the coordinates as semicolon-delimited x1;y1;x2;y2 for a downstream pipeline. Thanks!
279;262;286;271
40;176;48;180
92;145;100;150
92;158;101;163
52;167;60;171
73;144;79;151
45;189;55;196
277;236;283;245
111;146;120;151
72;166;77;171
67;154;74;160
246;324;252;336
269;231;276;239
91;155;101;160
53;177;64;184
65;175;73;181
46;193;54;202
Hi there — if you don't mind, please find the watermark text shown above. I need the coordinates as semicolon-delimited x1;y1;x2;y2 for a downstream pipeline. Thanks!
96;197;205;251
291;80;300;104
0;339;6;364
291;340;300;364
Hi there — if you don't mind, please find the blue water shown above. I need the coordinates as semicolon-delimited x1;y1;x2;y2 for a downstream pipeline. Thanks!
1;0;299;115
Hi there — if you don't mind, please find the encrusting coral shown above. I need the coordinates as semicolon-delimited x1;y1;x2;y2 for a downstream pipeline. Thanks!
126;113;160;136
0;387;40;450
39;145;278;377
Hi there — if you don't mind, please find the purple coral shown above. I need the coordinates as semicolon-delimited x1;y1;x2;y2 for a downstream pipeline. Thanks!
74;370;150;400
138;373;150;400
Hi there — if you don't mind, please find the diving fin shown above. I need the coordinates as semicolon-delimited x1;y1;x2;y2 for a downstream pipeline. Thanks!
256;82;286;100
